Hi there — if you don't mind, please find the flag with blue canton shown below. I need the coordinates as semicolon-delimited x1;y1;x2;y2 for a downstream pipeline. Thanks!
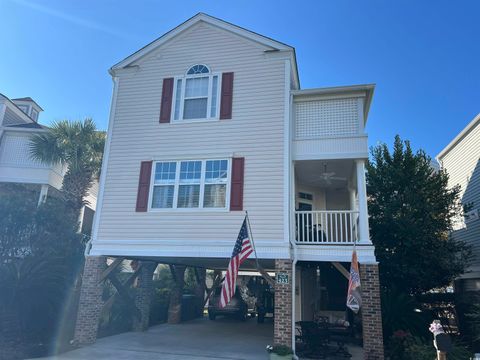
219;217;253;308
346;250;362;313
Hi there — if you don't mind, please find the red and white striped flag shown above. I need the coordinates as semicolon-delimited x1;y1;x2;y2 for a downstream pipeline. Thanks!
219;217;253;308
346;250;362;313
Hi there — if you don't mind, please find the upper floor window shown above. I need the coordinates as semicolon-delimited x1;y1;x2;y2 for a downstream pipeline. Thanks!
172;64;220;121
17;105;29;114
31;108;39;121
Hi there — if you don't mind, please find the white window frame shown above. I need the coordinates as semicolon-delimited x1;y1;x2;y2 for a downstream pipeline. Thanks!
17;104;29;114
170;65;221;123
31;108;39;121
297;191;314;209
148;158;231;212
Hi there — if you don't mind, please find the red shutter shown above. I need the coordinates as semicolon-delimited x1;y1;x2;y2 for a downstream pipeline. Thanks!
219;72;234;120
136;161;153;212
230;157;244;211
159;78;174;123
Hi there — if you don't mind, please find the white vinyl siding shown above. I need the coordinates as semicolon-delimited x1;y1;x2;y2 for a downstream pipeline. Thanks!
94;22;287;252
440;119;480;277
2;107;27;126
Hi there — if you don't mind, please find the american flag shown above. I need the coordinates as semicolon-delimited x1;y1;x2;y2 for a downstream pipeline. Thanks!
346;250;362;313
219;217;253;308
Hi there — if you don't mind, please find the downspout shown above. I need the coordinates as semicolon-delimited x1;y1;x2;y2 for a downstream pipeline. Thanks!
284;58;298;356
290;239;298;357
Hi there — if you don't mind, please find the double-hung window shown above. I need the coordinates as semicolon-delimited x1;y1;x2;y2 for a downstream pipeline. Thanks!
172;64;220;121
151;162;176;208
177;161;202;208
150;159;230;210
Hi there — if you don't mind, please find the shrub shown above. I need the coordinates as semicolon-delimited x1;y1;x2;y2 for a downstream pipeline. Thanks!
267;344;293;355
386;332;472;360
382;288;431;340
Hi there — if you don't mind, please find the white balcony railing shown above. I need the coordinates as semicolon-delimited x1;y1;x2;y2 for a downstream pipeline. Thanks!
295;210;359;244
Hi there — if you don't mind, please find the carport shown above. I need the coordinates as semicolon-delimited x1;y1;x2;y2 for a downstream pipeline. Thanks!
56;256;365;360
40;317;364;359
42;317;273;360
64;255;280;359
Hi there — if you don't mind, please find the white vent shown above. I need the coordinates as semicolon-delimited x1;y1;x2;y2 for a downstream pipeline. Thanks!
295;98;360;139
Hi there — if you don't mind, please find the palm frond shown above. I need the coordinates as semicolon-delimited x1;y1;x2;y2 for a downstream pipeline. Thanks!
29;132;64;166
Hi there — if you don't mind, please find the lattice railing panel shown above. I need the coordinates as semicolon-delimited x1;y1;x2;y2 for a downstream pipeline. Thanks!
295;98;360;139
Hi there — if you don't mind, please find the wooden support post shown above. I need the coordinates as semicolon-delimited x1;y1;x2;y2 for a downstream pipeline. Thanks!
193;267;206;317
98;257;125;284
108;273;141;320
168;265;186;324
101;265;143;317
332;262;350;280
244;259;276;287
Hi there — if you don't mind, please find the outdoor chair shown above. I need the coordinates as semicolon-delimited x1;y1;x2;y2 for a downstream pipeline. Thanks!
295;321;330;359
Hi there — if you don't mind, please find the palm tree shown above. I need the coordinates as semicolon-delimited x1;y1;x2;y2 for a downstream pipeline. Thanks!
29;119;105;214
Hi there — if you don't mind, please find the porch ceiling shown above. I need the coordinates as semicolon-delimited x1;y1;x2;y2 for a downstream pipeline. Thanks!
295;159;355;188
119;255;276;271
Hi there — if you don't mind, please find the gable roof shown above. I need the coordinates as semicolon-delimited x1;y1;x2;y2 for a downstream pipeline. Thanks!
110;13;299;86
0;93;37;124
437;113;480;161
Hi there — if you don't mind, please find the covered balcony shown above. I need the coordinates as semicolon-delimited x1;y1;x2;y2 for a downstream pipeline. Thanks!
0;129;66;190
291;85;373;161
292;158;373;261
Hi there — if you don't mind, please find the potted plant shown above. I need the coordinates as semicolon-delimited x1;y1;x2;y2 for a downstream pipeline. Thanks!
266;344;294;360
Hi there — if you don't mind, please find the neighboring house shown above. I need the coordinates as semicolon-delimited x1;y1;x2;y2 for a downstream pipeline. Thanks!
74;14;383;357
437;113;480;294
0;93;98;235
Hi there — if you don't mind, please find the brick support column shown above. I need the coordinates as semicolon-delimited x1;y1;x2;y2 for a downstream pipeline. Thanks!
73;256;106;346
132;261;157;332
274;259;293;347
168;265;186;324
360;263;384;360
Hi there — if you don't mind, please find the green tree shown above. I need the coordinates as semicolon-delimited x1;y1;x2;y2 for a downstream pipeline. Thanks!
0;184;84;260
367;135;471;295
29;119;105;213
0;185;84;358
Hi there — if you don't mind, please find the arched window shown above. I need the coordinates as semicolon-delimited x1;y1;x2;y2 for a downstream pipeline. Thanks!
172;64;219;121
186;64;210;75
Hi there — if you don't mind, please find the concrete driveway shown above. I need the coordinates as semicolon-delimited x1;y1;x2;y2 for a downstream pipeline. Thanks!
42;317;273;360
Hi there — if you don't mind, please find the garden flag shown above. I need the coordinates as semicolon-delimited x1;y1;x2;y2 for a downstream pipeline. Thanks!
219;217;253;308
346;250;362;313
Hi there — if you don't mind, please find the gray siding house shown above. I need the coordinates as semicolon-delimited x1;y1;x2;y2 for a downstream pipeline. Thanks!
437;113;480;293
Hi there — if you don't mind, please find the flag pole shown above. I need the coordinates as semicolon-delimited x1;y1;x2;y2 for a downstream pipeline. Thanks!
245;211;260;266
245;211;276;287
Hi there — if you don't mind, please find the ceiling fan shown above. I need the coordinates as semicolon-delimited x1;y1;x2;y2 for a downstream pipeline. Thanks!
316;163;347;184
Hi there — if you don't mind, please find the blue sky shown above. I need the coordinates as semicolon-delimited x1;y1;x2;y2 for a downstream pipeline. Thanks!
1;0;479;157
